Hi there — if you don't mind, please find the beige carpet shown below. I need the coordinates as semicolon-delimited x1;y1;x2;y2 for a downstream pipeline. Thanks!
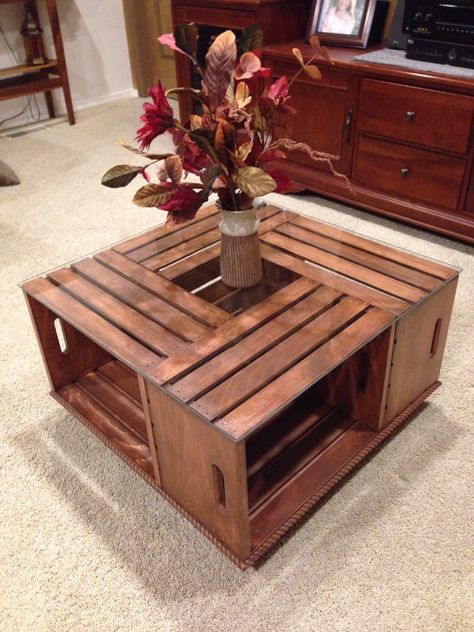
1;100;473;632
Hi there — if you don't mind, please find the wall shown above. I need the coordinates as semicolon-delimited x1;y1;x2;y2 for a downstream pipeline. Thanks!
0;0;134;129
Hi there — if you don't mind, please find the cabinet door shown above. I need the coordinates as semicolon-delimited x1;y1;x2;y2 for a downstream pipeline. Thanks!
268;61;358;176
464;163;474;215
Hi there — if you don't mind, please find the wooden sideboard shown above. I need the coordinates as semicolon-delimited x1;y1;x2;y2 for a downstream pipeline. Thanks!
262;42;474;243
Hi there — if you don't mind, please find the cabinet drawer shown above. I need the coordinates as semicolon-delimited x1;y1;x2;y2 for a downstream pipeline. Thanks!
358;79;474;154
353;136;465;209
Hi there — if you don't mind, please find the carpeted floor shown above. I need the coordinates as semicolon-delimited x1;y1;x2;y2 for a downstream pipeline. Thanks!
1;100;473;632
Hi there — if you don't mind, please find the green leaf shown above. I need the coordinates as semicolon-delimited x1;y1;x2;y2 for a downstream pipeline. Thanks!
236;167;276;197
133;184;176;207
237;24;263;56
101;165;143;188
174;23;199;58
119;139;173;160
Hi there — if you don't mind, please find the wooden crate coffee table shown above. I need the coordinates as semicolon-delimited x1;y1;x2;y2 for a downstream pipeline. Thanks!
21;204;460;569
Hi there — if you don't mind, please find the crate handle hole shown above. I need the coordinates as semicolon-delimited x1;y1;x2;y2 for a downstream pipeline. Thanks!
430;318;442;358
54;318;69;354
212;464;226;510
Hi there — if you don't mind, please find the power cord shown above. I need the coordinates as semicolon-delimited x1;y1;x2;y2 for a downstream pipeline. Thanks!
0;19;41;128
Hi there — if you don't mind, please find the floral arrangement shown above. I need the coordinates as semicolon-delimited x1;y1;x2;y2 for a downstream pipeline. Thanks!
102;25;345;225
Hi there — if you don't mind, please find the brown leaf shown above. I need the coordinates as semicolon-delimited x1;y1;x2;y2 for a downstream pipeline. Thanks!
235;82;251;109
187;114;203;130
165;87;210;107
165;155;183;185
201;165;224;187
101;164;143;188
215;118;236;168
119;139;173;160
133;183;176;207
203;30;237;108
292;47;304;68
319;46;332;63
236;166;276;197
235;51;261;79
303;64;322;80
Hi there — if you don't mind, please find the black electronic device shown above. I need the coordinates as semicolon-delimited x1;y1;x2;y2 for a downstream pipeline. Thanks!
406;37;474;67
387;0;409;50
403;0;474;44
403;0;474;66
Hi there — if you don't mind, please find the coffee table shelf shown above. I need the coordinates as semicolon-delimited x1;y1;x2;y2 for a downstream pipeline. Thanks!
21;204;460;568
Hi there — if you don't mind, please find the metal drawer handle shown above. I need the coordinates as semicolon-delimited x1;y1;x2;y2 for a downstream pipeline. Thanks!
405;111;415;122
343;108;353;144
400;168;409;177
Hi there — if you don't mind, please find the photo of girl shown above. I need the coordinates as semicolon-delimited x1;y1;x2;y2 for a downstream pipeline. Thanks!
318;0;357;35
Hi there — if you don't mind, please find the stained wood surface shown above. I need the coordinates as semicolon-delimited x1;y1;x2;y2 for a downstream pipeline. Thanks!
22;204;458;442
57;364;154;478
23;202;459;566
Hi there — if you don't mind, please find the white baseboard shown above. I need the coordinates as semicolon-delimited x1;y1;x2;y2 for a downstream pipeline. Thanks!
60;88;139;114
0;88;139;132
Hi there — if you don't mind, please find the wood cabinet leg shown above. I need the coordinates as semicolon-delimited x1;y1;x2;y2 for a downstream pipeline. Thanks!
46;0;75;125
45;91;56;119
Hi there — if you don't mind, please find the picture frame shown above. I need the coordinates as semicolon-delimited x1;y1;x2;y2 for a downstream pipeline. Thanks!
306;0;378;48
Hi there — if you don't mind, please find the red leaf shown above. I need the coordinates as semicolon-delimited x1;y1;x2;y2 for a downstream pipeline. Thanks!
157;33;194;63
268;76;289;102
266;168;293;193
159;186;203;222
136;82;175;150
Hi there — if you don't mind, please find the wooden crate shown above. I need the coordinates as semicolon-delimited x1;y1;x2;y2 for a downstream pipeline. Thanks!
21;204;459;568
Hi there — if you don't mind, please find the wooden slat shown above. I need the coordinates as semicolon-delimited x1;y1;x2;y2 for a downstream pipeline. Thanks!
49;268;187;357
95;249;229;327
58;383;154;478
216;308;393;439
262;231;425;303
97;360;141;404
113;204;219;254
276;223;440;291
289;214;455;281
143;228;221;271
138;376;161;485
160;243;221;283
72;258;208;342
246;400;335;479
247;408;355;511
22;277;162;376
192;297;369;421
261;243;409;315
77;371;148;442
0;60;58;79
127;214;220;262
169;285;342;403
249;420;376;547
150;277;318;385
194;279;236;304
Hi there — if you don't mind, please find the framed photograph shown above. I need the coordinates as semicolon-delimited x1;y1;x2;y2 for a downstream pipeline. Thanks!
306;0;378;48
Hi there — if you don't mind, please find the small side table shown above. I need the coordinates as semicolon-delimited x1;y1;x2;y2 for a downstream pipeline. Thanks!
0;0;75;125
21;204;460;568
